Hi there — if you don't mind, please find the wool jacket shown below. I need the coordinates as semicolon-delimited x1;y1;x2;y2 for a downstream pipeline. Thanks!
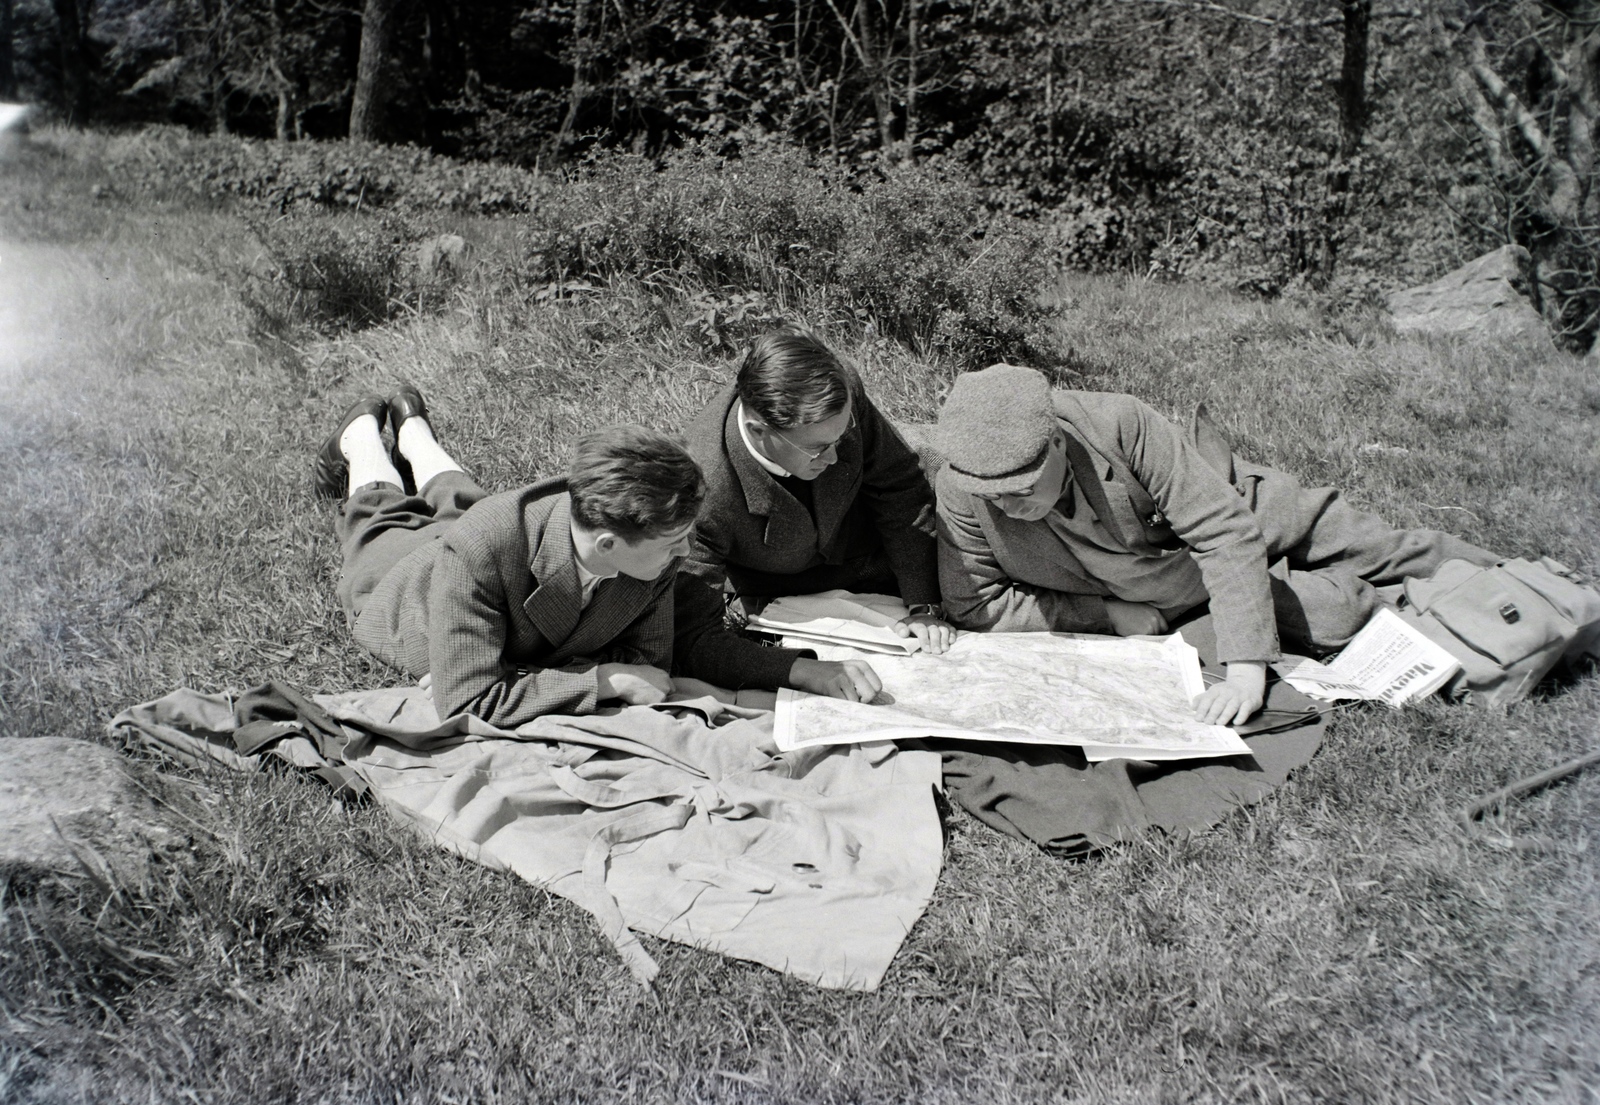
675;381;940;689
936;391;1282;664
353;478;677;726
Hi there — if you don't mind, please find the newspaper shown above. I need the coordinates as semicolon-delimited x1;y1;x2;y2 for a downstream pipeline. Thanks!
773;632;1250;762
1277;607;1461;706
746;591;920;656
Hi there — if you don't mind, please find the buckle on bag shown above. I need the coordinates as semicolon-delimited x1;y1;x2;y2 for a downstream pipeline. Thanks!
1499;603;1520;624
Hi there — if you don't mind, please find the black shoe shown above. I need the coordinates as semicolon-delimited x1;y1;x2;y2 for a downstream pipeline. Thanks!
387;383;429;491
313;395;388;499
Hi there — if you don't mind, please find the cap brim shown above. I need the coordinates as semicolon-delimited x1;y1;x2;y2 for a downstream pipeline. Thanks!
945;446;1051;497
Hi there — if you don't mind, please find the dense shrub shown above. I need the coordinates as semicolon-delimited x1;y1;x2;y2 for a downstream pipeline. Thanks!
519;146;1058;367
99;128;1058;367
102;126;551;215
243;213;421;335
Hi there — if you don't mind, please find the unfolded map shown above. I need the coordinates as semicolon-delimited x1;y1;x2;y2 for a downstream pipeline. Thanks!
773;632;1251;762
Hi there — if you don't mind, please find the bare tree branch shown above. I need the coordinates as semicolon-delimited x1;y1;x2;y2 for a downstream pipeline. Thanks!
1115;0;1277;28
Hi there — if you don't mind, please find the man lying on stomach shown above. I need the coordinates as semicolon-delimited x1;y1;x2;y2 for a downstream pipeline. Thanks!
673;329;956;702
314;385;703;726
932;364;1500;726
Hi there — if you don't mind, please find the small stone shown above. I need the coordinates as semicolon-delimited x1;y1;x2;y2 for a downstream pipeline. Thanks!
0;737;184;887
416;233;469;279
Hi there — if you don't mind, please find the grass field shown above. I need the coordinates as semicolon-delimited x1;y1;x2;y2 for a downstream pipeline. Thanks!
1;131;1598;1104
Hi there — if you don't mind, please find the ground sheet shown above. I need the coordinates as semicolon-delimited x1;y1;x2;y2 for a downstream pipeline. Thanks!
113;687;944;990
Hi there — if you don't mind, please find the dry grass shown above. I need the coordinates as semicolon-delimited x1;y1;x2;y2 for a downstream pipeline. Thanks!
1;134;1597;1105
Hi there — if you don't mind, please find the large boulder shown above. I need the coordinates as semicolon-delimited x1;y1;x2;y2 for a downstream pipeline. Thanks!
0;737;184;886
1386;245;1550;345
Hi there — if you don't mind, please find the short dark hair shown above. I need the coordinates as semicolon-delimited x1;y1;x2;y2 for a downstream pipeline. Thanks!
567;425;705;541
735;330;853;429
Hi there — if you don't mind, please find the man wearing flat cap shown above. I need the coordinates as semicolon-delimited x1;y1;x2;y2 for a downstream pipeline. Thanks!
933;365;1499;725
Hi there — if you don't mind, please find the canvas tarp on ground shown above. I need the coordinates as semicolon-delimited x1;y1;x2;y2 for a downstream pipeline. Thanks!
113;686;944;991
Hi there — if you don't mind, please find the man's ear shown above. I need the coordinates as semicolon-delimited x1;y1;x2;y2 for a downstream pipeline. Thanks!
593;532;619;555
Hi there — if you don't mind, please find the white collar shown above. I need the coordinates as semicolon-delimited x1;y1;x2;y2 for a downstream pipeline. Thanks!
734;400;794;478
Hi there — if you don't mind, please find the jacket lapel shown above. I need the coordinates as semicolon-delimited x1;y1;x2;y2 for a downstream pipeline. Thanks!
1057;427;1142;552
522;494;583;649
560;572;653;659
979;496;1101;593
724;402;819;551
809;425;863;550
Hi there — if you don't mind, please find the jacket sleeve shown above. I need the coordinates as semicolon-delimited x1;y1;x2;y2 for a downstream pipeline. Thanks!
936;479;1115;634
1110;396;1279;663
855;394;941;606
671;518;810;690
425;531;601;727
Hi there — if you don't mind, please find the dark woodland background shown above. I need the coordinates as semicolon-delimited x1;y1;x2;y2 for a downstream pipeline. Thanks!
4;0;1599;348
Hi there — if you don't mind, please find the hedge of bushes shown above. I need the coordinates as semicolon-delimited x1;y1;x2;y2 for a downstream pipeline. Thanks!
103;126;552;215
98;128;1059;367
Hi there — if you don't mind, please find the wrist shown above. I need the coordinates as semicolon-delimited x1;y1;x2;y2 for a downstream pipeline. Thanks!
906;603;944;619
1224;661;1267;686
788;657;821;688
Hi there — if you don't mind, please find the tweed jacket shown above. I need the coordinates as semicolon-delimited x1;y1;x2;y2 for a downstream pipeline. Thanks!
353;478;676;726
675;380;940;689
935;391;1281;664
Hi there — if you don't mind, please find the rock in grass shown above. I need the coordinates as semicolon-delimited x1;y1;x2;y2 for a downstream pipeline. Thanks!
416;233;469;279
0;737;182;886
1385;245;1550;346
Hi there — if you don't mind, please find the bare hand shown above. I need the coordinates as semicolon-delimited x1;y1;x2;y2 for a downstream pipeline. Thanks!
1192;661;1266;726
893;614;956;654
789;657;884;703
1104;598;1169;637
596;662;673;706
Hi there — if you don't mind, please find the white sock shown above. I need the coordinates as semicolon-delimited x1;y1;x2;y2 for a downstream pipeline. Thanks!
341;414;402;495
398;417;465;491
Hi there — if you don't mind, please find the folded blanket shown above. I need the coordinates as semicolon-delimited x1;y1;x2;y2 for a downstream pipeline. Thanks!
112;687;944;991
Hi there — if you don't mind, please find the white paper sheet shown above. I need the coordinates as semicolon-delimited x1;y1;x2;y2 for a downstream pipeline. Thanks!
773;632;1250;762
746;591;919;656
1277;607;1461;706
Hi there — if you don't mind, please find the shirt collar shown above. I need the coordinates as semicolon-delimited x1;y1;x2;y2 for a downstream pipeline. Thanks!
573;550;616;598
734;400;793;478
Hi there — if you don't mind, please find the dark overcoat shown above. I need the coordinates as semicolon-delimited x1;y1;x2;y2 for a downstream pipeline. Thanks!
675;381;938;688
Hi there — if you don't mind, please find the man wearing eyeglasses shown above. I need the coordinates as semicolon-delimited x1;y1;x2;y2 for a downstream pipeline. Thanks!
674;330;955;701
933;364;1498;725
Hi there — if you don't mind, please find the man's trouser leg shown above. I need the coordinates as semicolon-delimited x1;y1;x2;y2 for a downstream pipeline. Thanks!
1238;460;1498;651
334;471;489;623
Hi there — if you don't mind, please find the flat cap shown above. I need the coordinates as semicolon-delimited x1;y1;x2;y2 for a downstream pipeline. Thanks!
937;364;1057;495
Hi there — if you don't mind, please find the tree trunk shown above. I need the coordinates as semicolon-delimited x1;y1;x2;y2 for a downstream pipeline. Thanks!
552;0;593;156
422;0;462;106
903;0;918;161
350;0;405;141
0;0;17;101
50;0;90;123
1335;0;1370;162
856;0;894;154
1321;0;1371;280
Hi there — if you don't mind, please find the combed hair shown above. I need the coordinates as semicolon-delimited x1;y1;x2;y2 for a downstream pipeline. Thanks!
735;330;853;429
567;425;705;541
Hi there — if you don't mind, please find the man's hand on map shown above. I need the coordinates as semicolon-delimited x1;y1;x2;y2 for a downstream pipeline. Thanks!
789;657;884;702
596;663;673;706
1104;598;1169;637
893;614;956;654
1192;660;1266;725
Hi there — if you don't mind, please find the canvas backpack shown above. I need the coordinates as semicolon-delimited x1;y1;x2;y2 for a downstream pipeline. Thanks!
1391;557;1600;706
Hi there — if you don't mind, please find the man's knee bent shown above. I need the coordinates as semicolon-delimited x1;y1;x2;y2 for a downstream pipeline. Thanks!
1270;569;1377;653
